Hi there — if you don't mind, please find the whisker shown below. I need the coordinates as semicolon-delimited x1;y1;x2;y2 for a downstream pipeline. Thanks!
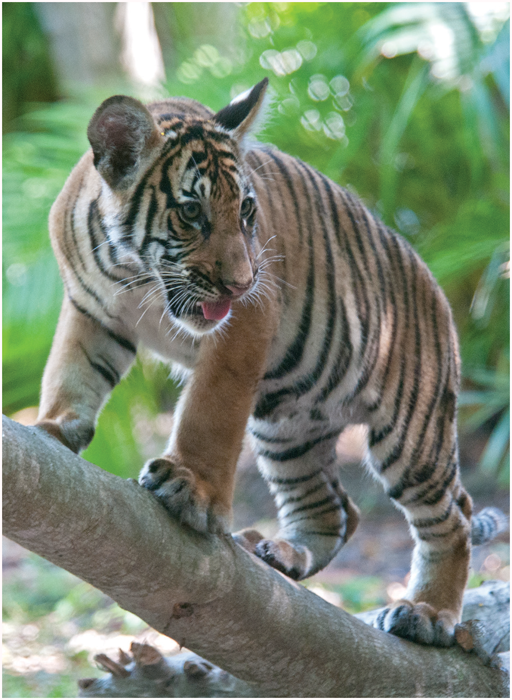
256;235;278;260
247;159;277;177
136;292;161;326
90;238;113;254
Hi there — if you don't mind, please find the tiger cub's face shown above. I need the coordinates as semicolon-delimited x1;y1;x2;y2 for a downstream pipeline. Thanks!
87;81;268;336
138;117;259;336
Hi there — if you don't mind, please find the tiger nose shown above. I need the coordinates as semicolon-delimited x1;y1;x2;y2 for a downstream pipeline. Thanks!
225;282;252;297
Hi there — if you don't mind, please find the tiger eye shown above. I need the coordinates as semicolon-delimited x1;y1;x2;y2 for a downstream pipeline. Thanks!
179;201;202;223
240;197;255;219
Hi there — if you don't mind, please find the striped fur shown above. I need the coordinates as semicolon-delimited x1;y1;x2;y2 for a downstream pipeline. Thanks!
36;81;506;647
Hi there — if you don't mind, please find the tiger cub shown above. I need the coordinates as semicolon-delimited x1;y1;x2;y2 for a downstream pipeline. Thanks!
36;78;504;647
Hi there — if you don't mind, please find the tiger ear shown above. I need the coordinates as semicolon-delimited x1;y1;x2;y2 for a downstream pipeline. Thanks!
87;95;162;190
213;78;269;142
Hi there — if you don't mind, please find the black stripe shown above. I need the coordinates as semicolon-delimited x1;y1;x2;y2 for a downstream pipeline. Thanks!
369;360;407;447
427;385;451;463
265;469;322;486
69;296;137;354
342;189;373;278
262;153;314;380
412;501;453;529
188;150;207;168
249;428;296;444
80;344;118;389
396;447;457;505
389;375;457;502
337;190;371;363
259;429;340;462
278;481;328;507
296;160;337;364
124;138;180;241
312;178;369;403
59;183;113;319
286;503;341;526
392;285;445;486
67;180;87;271
421;462;458;506
341;189;380;374
202;128;232;145
379;243;422;472
315;296;352;403
368;231;411;445
255;162;339;417
87;199;130;284
99;354;121;385
417;519;463;542
366;224;399;412
342;205;384;399
72;268;116;319
158;148;183;211
247;151;291;303
139;185;160;257
57;192;116;315
284;495;336;517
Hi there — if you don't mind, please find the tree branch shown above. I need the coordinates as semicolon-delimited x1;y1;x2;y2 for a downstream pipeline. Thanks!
2;416;508;698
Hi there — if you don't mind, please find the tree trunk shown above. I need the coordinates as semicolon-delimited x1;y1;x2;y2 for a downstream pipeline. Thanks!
2;416;509;698
34;2;121;87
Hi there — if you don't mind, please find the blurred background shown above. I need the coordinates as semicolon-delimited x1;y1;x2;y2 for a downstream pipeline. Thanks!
3;2;510;696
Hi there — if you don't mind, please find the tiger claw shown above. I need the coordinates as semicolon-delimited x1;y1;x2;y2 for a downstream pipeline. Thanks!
139;457;230;534
233;529;311;579
374;600;456;647
253;537;310;581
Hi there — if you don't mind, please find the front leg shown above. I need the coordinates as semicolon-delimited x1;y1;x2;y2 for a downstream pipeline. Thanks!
139;302;276;533
36;295;137;452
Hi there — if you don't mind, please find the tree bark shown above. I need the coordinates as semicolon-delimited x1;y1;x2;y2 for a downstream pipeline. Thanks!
78;583;510;699
2;415;509;698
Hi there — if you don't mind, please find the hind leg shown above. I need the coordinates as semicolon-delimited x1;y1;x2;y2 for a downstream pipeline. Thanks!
367;410;472;646
235;432;359;580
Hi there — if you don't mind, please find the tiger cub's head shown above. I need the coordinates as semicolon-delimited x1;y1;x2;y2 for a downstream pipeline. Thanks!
87;79;269;335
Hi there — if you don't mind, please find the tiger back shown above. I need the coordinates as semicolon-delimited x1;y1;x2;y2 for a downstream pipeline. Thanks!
36;79;505;648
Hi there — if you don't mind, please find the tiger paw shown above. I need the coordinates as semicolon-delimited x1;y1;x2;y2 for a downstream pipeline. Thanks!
253;537;311;581
35;419;95;454
138;457;230;534
232;528;265;553
374;600;457;647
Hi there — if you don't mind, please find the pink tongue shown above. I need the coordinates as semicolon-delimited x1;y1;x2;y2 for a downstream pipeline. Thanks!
201;299;232;321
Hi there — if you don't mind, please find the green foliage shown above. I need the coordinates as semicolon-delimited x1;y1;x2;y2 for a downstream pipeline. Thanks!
3;2;509;481
459;352;510;485
2;3;59;130
306;576;388;614
3;103;89;415
3;549;149;697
